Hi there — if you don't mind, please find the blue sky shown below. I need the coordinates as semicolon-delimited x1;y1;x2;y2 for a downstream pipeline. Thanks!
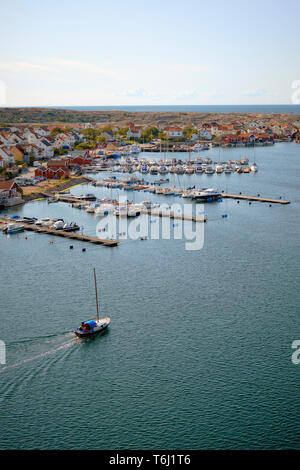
1;0;300;106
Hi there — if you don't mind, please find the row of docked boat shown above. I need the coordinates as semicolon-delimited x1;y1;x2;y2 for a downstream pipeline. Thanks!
78;199;159;217
111;161;258;175
1;216;80;233
90;176;223;199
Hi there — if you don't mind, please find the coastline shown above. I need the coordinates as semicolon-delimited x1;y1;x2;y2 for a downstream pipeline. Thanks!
1;107;300;126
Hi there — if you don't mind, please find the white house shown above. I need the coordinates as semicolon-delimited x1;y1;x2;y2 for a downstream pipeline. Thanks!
0;146;15;165
127;126;143;139
199;129;212;140
163;127;183;138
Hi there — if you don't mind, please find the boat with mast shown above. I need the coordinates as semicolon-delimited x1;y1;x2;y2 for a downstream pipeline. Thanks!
74;268;110;338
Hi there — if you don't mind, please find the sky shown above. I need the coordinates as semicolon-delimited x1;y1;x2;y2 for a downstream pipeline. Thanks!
0;0;300;106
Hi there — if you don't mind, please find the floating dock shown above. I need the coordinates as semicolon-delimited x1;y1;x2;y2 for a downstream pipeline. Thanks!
222;194;290;204
142;209;206;222
0;217;118;246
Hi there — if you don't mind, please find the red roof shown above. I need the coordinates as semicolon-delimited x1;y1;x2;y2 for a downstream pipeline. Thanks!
0;181;19;190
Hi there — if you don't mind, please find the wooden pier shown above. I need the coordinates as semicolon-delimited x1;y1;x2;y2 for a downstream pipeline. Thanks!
142;209;206;222
222;194;290;204
0;217;118;246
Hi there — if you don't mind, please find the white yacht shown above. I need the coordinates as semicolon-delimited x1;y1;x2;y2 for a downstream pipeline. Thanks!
250;163;258;172
192;188;221;202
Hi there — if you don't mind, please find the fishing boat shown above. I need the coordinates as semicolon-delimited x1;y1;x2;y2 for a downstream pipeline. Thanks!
74;269;110;338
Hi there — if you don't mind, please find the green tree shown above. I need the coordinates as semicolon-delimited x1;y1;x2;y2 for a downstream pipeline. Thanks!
50;127;65;138
183;126;196;140
158;131;167;141
141;126;159;142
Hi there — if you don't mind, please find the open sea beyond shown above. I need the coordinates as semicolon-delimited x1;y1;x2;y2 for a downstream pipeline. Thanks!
0;142;299;449
50;104;300;114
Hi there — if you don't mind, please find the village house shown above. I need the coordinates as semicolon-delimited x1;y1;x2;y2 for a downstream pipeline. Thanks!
55;132;77;149
126;125;143;139
0;181;23;207
199;128;212;140
163;127;183;138
0;146;15;165
35;158;70;179
9;145;25;163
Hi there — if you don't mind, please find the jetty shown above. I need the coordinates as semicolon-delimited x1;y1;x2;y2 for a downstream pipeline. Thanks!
142;209;206;222
0;217;118;246
222;194;290;204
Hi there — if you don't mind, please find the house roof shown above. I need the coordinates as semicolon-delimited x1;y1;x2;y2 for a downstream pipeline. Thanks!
0;181;18;190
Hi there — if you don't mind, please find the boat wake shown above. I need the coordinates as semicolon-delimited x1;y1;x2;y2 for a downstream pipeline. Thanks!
0;331;76;376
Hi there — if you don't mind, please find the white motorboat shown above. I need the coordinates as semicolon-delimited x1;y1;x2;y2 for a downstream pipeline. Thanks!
38;217;54;227
3;223;25;234
205;166;215;174
215;164;224;174
192;188;221;202
52;220;64;230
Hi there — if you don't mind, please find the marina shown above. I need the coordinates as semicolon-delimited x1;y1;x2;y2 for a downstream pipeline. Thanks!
1;0;300;453
0;141;298;451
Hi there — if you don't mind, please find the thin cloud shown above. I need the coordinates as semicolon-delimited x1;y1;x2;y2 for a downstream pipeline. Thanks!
0;58;122;80
0;61;55;72
243;88;267;97
167;63;212;73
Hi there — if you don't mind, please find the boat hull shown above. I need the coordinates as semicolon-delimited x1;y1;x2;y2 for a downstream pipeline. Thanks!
74;317;110;338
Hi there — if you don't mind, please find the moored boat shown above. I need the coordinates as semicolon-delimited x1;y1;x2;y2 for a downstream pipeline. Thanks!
3;223;25;234
192;188;221;202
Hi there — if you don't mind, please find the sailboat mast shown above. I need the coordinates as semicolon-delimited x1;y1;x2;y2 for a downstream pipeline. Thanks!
94;268;100;322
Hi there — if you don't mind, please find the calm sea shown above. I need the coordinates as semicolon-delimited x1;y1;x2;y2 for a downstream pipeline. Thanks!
50;105;300;114
0;142;299;449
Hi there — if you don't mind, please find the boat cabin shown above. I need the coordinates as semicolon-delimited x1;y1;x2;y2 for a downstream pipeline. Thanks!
79;320;97;332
